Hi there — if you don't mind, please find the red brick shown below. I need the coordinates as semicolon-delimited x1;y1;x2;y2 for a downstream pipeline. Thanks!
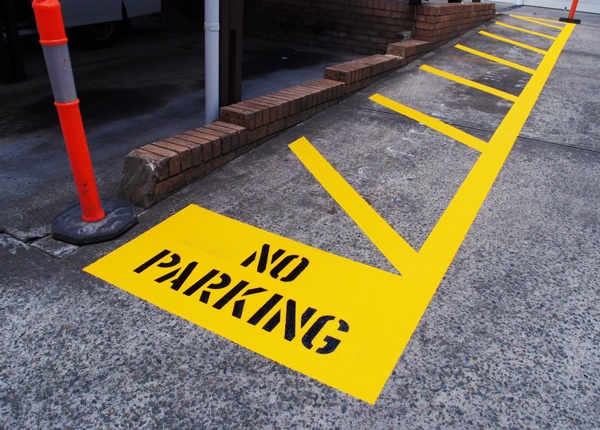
387;39;430;58
211;151;236;170
245;99;279;124
256;95;285;120
236;140;261;157
219;105;257;129
247;125;268;143
153;139;193;171
262;94;291;118
155;174;185;199
141;143;181;177
211;121;248;150
202;124;236;153
194;126;227;156
183;163;211;183
267;119;286;135
127;148;170;181
235;102;267;128
273;89;304;114
284;111;303;128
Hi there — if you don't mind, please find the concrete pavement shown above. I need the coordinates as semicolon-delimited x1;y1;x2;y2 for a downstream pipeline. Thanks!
0;15;360;247
1;5;599;429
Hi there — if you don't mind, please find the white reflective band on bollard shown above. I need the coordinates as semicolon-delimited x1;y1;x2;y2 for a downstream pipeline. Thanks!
40;43;77;103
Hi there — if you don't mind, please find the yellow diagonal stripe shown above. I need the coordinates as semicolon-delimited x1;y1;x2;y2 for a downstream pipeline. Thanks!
416;23;576;293
370;93;488;153
289;137;418;275
455;44;536;74
496;21;557;40
523;16;567;24
510;14;565;30
479;30;548;55
420;64;518;102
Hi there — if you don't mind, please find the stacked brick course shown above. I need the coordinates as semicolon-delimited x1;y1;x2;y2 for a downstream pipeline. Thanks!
119;1;495;208
414;3;496;44
244;0;415;55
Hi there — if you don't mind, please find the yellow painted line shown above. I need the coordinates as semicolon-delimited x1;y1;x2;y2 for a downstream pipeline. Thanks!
420;64;518;102
479;30;548;55
522;16;566;24
85;205;412;404
496;21;557;40
289;137;418;275
370;93;488;152
510;14;565;30
83;18;576;406
455;44;536;74
415;23;576;298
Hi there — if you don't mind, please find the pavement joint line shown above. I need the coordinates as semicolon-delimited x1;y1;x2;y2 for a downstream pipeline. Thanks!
419;64;518;102
509;14;566;30
344;105;600;155
369;93;488;153
495;21;558;40
517;135;600;154
454;43;536;74
289;137;417;276
479;30;548;55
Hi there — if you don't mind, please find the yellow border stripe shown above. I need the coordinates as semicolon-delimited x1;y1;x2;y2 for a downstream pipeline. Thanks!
289;137;418;275
510;14;565;30
420;64;518;102
455;44;536;74
523;16;567;24
479;30;548;55
415;23;576;290
369;93;488;152
496;22;557;40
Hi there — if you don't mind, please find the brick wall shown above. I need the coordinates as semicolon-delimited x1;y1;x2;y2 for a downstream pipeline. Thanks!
119;2;496;208
413;2;496;44
244;0;415;55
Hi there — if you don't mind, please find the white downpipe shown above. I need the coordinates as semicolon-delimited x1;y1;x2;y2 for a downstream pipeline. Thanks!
205;0;220;124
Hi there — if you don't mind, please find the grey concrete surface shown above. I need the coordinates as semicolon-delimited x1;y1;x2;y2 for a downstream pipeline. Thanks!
1;6;599;429
0;15;360;244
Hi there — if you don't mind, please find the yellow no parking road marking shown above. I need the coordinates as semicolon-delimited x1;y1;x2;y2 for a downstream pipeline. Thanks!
369;94;488;152
419;64;518;102
509;14;566;30
479;30;548;55
85;18;575;404
86;205;414;404
371;18;574;270
289;137;418;274
496;21;558;40
455;44;536;74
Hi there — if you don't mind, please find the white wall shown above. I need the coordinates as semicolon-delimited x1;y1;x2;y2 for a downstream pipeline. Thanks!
483;0;599;14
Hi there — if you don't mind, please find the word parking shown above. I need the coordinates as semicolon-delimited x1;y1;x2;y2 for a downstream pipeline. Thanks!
134;246;349;355
85;205;407;404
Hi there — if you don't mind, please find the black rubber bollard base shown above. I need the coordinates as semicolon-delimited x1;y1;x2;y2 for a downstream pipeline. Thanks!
52;200;138;245
559;17;581;24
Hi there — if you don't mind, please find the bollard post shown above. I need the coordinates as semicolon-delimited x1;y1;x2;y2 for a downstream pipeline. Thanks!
559;0;581;24
32;0;137;245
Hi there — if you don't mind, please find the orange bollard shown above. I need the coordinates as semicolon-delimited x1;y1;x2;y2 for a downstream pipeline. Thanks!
33;0;104;222
32;0;137;244
53;99;105;222
560;0;581;24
